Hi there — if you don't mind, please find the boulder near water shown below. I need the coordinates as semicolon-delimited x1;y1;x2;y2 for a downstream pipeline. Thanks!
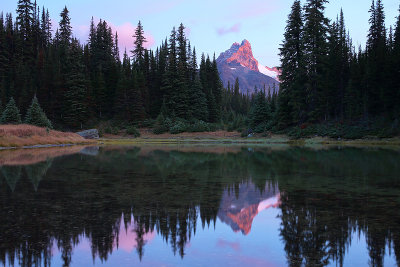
76;129;99;139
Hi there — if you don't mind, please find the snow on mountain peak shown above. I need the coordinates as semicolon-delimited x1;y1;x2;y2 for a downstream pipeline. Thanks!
258;63;281;82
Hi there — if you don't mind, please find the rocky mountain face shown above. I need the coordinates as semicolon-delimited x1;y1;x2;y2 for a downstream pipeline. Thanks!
217;182;280;235
216;40;280;95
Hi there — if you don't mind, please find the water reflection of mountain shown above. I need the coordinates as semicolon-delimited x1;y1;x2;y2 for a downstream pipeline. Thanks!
0;146;400;266
218;183;279;235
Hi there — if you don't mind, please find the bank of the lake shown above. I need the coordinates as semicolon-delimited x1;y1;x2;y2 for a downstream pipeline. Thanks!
101;129;400;147
0;125;95;149
1;125;400;150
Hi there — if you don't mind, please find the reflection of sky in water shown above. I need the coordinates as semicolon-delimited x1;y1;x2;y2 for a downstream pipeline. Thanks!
2;147;400;267
43;207;397;267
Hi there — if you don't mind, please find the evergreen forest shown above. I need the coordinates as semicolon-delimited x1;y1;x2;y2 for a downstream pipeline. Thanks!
0;0;399;138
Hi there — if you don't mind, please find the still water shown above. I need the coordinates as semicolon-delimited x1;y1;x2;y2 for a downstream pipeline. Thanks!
0;145;400;267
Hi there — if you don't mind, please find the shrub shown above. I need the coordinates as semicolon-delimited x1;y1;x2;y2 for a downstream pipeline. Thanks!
169;121;187;134
141;119;155;128
153;126;168;134
24;96;53;129
105;126;119;135
254;123;266;133
1;98;21;124
152;114;170;134
187;120;210;132
227;125;235;132
126;126;140;138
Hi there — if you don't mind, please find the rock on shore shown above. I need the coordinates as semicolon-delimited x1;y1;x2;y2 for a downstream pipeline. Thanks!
76;129;99;139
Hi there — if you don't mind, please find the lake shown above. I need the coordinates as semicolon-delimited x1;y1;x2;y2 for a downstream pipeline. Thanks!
1;145;400;267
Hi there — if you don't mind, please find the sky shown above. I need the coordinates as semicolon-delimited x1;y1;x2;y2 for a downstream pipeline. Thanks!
2;0;399;67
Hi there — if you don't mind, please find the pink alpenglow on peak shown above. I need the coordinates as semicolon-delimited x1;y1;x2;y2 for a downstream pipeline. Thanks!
226;40;259;72
217;40;280;95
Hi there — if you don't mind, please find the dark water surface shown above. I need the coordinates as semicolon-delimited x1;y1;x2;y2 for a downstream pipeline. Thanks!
1;145;400;267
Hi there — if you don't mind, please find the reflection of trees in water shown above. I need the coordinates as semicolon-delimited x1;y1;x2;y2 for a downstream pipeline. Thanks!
25;159;53;191
0;147;400;266
1;159;53;192
1;166;22;192
279;188;400;267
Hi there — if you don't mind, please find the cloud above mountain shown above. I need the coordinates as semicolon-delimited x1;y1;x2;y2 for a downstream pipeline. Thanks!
217;23;241;36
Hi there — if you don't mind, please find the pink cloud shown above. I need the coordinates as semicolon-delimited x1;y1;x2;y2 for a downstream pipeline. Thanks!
73;19;155;59
110;22;155;55
216;239;241;251
217;23;241;36
231;0;278;19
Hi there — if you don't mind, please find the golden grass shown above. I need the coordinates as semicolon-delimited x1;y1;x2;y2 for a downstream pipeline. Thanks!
0;124;94;148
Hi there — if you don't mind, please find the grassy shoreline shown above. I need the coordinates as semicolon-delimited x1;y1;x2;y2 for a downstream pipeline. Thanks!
1;125;399;150
0;125;94;149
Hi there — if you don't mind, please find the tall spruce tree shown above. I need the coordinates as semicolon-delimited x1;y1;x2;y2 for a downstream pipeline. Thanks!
16;0;34;63
366;0;386;117
276;0;305;127
175;23;190;118
59;6;72;46
393;5;400;118
249;89;270;131
64;39;87;129
132;21;146;67
189;77;208;122
303;0;329;122
161;27;178;115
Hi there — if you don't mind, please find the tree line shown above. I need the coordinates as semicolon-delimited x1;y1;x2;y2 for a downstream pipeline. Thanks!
0;0;249;131
248;0;400;138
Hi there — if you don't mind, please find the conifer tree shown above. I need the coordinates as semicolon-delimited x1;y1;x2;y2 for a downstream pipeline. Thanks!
59;6;72;46
175;23;190;118
130;70;146;121
211;55;223;118
161;27;179;114
276;0;305;127
207;90;218;123
16;0;34;42
393;5;400;117
249;90;269;131
303;0;329;121
64;39;87;129
16;0;34;63
1;98;22;124
132;21;146;67
232;78;241;113
366;0;386;117
24;95;52;128
189;77;208;121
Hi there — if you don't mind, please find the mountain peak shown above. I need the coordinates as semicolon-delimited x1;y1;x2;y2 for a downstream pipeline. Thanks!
225;39;258;72
216;40;280;94
241;39;250;46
